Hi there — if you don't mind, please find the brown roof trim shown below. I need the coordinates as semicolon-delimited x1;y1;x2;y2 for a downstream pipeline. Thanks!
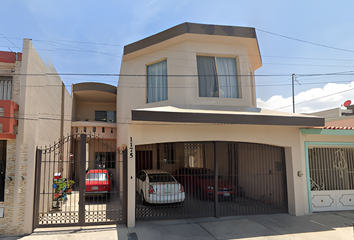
131;110;325;127
124;22;257;55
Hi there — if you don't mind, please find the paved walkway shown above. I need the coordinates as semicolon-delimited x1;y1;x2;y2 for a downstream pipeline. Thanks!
2;211;354;239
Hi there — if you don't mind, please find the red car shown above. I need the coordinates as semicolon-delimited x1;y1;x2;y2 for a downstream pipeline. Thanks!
174;167;238;200
85;169;111;197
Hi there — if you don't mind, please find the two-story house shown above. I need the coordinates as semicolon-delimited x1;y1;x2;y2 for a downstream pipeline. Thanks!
116;23;324;227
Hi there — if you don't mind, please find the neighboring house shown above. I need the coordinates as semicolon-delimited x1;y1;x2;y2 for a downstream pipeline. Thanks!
116;22;325;227
0;39;72;236
301;108;354;213
310;104;354;121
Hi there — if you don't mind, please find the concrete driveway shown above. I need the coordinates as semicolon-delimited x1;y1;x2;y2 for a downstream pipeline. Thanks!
2;211;354;240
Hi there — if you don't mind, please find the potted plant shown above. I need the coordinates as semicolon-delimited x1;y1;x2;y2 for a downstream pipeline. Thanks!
66;179;75;193
53;178;68;208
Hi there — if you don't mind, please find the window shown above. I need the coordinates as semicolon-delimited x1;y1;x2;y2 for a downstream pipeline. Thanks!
197;56;239;98
76;127;78;133
95;111;116;123
95;152;116;169
111;128;113;133
84;127;86;133
0;77;12;100
147;60;167;103
102;127;105;133
93;127;96;132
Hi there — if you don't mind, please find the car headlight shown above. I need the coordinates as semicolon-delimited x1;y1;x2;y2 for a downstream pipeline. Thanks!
207;186;214;190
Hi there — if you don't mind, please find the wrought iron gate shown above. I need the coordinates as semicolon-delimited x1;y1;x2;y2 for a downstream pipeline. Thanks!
309;147;354;212
135;141;288;220
33;134;126;228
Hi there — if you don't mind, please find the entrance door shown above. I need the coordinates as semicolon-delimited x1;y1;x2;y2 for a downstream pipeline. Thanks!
309;147;354;212
0;140;6;202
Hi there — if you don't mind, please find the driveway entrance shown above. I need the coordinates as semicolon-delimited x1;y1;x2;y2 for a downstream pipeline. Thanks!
135;141;288;220
33;134;127;228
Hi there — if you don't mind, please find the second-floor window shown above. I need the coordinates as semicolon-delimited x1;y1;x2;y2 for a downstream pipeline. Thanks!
0;77;12;100
147;59;167;103
95;111;116;122
197;56;239;98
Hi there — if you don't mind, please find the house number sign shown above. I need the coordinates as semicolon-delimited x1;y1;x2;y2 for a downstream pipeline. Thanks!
129;137;133;158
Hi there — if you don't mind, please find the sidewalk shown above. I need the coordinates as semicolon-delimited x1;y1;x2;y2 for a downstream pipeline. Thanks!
2;211;354;240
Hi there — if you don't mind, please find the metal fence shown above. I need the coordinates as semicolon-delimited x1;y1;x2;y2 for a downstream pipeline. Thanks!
309;147;354;191
33;133;126;228
135;141;288;220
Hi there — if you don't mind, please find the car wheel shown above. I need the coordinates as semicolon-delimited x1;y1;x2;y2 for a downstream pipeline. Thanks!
141;190;146;205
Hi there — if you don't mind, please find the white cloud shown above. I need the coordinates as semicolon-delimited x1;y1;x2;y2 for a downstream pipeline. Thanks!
257;82;354;114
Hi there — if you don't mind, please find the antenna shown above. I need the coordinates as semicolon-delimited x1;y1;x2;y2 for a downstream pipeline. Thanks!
343;100;351;107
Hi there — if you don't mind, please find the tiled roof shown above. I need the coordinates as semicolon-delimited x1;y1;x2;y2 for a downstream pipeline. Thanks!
314;126;354;130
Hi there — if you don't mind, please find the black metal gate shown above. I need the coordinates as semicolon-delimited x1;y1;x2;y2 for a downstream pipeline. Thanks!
135;141;288;220
33;134;126;228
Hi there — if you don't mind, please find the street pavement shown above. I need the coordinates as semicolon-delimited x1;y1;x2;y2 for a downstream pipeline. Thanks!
1;211;354;240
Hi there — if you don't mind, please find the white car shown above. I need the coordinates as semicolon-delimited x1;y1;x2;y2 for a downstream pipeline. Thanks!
136;170;185;205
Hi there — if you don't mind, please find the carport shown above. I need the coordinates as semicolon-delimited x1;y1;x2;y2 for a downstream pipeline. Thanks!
135;141;288;220
120;106;324;226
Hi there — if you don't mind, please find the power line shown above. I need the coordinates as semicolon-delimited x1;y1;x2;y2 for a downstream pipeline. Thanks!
262;55;354;62
0;33;21;51
273;87;354;110
257;29;354;53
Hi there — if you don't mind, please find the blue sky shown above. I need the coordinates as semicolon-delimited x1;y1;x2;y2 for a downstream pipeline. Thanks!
1;1;354;113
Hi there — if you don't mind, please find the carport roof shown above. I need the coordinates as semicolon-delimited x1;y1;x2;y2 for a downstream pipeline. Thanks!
131;106;325;127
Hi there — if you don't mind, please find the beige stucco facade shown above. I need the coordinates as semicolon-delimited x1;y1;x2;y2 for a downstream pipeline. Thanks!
117;23;324;227
124;123;311;226
0;39;72;236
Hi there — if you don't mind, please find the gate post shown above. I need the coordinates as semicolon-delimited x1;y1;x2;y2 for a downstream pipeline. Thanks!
79;134;86;225
32;148;42;230
123;148;128;223
214;141;219;218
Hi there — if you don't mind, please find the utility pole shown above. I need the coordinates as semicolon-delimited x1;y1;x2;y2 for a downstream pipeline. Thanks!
292;73;295;113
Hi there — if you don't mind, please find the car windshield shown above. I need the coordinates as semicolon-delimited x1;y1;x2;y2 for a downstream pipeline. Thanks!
148;173;175;183
86;172;107;181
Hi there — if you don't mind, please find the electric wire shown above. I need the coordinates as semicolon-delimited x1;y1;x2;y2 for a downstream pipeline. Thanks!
256;29;354;53
273;87;354;110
